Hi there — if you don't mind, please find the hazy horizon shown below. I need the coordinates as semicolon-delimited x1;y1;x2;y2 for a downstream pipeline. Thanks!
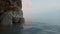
22;0;60;25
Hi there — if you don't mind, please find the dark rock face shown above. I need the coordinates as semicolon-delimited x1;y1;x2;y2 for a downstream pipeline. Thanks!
0;0;22;13
0;0;24;24
0;0;24;34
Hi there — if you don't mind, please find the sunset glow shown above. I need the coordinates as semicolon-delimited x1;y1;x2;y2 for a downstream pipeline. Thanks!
23;1;32;8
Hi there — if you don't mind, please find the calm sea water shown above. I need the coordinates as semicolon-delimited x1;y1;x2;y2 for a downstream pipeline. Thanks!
23;10;60;34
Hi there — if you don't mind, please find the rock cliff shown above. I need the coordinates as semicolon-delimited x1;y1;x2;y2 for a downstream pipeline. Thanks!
0;0;24;25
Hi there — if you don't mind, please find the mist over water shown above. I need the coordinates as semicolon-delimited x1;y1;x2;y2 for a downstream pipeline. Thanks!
23;10;60;25
23;10;60;34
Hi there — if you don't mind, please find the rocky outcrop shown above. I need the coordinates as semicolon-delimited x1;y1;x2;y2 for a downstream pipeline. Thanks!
0;0;24;25
0;0;22;13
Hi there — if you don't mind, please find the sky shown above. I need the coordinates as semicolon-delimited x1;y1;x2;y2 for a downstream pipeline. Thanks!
22;0;60;10
22;0;60;17
22;0;60;25
22;0;60;15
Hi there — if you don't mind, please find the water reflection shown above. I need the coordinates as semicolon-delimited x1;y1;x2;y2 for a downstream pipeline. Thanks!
0;18;25;34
